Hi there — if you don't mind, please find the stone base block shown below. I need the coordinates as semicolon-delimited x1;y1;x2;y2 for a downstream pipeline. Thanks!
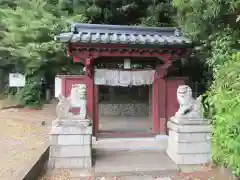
50;125;92;135
167;117;212;165
50;145;91;158
53;118;91;126
168;131;211;154
50;134;91;145
168;140;211;154
167;149;211;165
167;121;211;133
169;130;211;143
51;119;92;135
170;116;209;125
49;156;92;169
48;119;93;170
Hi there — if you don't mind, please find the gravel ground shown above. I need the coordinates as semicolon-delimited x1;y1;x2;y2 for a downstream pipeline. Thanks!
39;169;235;180
39;171;173;180
0;103;56;180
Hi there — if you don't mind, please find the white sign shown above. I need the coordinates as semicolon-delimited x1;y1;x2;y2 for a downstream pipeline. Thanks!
124;58;131;69
9;73;26;87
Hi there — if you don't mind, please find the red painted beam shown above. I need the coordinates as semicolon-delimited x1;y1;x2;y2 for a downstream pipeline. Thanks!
71;50;180;63
67;43;190;67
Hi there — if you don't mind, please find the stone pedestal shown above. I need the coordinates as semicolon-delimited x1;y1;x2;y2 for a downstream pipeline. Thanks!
167;116;212;165
48;118;92;170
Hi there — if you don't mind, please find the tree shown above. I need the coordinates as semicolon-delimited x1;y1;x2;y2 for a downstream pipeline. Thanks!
0;0;87;107
58;0;174;26
0;0;175;106
172;0;239;40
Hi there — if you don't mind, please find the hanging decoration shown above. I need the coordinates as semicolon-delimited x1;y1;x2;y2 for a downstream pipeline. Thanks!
94;69;155;86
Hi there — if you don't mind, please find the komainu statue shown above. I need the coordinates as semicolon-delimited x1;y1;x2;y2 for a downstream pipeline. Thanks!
56;94;71;118
175;85;202;118
70;84;87;119
56;84;87;119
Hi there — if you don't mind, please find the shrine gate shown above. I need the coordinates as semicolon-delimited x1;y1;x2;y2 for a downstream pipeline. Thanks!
55;23;193;137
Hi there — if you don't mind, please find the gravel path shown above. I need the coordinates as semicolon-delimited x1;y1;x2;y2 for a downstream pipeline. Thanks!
0;104;56;180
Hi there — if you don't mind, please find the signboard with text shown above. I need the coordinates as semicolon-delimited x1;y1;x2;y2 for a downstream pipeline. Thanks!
9;73;26;87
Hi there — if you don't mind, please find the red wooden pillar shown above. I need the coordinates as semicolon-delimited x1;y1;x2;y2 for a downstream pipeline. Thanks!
152;62;172;134
159;77;167;134
84;58;95;134
93;85;99;136
152;70;159;132
149;85;152;120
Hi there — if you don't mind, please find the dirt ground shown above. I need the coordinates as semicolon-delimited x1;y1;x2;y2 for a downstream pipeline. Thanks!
0;100;56;180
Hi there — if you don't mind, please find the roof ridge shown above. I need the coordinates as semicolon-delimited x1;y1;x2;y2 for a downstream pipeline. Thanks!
55;23;192;47
71;23;178;33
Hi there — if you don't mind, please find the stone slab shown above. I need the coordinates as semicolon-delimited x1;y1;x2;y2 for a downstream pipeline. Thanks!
170;116;209;125
50;145;91;158
47;168;94;177
50;126;92;135
168;138;211;154
50;135;91;145
168;130;211;143
52;119;91;127
49;157;92;169
94;150;179;177
167;121;211;133
92;136;168;151
167;149;211;165
48;168;173;180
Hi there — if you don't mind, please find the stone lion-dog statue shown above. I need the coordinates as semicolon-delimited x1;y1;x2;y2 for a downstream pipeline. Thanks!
56;84;87;119
175;85;202;118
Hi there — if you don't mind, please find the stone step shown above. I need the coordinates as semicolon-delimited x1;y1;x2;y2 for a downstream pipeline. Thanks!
92;135;168;151
93;150;178;177
49;150;178;179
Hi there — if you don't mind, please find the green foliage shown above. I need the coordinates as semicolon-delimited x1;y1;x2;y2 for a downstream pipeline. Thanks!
207;51;240;176
19;77;43;109
58;0;174;26
203;23;240;178
172;0;240;40
141;1;174;27
173;0;240;176
207;29;238;73
0;0;174;107
0;0;86;107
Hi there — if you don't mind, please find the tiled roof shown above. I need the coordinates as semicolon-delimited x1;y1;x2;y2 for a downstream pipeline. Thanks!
54;23;192;47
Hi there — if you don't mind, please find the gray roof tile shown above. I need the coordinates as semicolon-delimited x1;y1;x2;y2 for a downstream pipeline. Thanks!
54;23;192;47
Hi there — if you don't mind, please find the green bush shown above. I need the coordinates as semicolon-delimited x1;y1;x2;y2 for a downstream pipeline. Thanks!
19;77;43;109
207;52;240;176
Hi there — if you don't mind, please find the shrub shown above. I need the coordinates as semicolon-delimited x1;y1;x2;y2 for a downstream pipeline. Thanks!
208;52;240;176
